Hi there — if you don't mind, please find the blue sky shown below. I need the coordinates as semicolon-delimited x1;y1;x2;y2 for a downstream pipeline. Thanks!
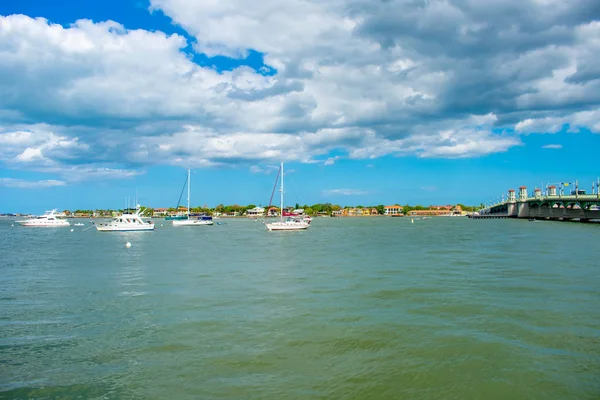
1;0;600;212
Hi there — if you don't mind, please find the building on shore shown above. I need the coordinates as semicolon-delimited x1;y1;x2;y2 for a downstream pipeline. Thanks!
152;208;169;218
384;205;402;216
330;207;381;217
246;206;265;218
407;205;463;216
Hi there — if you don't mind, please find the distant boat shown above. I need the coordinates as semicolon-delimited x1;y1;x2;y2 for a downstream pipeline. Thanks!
265;162;310;231
172;169;214;227
94;205;154;231
17;209;70;227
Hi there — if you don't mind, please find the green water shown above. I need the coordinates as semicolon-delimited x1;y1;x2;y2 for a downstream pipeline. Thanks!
1;217;599;399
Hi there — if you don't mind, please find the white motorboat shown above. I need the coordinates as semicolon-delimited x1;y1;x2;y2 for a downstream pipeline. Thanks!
17;209;70;227
265;162;310;231
172;169;214;227
94;205;154;231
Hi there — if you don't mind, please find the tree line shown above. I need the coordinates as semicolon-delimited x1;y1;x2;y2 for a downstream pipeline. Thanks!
68;203;479;216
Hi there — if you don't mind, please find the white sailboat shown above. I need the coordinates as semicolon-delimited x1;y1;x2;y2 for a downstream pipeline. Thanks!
265;162;310;231
172;169;214;227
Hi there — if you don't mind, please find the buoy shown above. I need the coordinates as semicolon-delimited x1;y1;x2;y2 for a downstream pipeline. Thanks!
161;224;164;227
125;242;131;248
411;219;414;224
70;228;74;232
11;224;14;227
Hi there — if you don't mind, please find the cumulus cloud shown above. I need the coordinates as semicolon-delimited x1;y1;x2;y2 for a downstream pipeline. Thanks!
1;1;600;181
0;178;66;188
0;126;141;182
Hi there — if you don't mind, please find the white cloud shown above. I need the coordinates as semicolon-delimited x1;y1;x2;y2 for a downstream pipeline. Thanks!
324;156;342;166
515;109;600;134
1;1;600;181
322;189;369;196
249;165;279;174
0;178;66;188
542;144;563;149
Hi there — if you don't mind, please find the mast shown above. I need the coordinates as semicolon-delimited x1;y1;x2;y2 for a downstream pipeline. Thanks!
187;169;191;220
280;162;284;222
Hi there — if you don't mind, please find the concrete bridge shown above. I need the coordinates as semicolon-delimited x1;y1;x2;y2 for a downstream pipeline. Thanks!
473;185;600;222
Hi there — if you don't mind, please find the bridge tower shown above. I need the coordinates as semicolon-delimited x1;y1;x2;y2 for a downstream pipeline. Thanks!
517;186;529;217
518;186;528;201
548;185;557;196
508;189;516;202
534;188;542;198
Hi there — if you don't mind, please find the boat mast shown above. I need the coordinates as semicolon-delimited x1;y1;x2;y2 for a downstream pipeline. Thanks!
187;169;191;220
280;162;284;222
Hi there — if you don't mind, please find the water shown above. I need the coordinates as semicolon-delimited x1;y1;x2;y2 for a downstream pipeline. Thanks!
1;217;599;399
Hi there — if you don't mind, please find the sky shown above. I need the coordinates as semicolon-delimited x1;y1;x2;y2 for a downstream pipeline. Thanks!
1;0;600;212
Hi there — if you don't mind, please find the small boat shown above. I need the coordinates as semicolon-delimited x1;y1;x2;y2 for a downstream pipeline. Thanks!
17;209;70;227
94;205;154;231
265;162;310;231
172;169;214;227
73;222;85;226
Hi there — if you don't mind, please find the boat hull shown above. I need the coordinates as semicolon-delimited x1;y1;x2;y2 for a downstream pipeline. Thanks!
17;221;70;227
265;222;309;231
172;219;214;226
95;224;154;231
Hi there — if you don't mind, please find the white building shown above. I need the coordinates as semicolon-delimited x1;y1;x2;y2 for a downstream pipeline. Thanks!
246;207;265;217
384;205;401;215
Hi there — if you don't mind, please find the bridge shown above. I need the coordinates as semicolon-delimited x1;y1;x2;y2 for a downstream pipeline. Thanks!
472;183;600;222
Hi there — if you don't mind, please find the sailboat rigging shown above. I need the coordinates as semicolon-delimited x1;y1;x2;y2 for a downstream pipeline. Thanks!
265;162;310;231
165;173;188;220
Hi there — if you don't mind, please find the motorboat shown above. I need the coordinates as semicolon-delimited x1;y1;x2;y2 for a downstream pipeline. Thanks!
265;162;310;231
16;209;70;227
94;205;154;231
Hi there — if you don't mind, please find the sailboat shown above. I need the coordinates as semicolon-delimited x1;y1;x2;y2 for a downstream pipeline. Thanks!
166;173;189;220
265;162;310;231
172;169;214;227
